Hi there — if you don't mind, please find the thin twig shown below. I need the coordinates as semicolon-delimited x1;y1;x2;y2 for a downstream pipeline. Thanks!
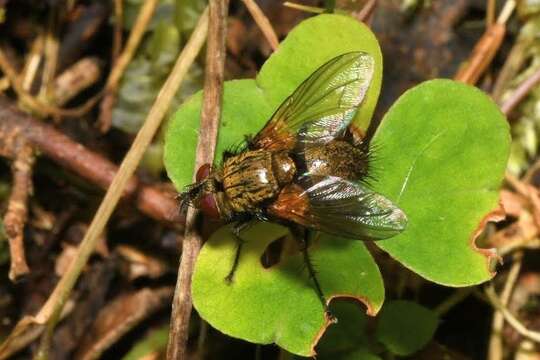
356;0;377;23
497;0;516;25
283;2;325;14
487;252;523;360
454;24;506;85
4;143;34;281
97;0;159;133
38;5;60;103
112;0;124;63
30;8;208;356
241;0;279;51
485;285;540;343
500;67;540;116
434;287;475;315
21;33;44;92
454;0;515;85
167;1;227;358
492;41;528;102
487;0;496;27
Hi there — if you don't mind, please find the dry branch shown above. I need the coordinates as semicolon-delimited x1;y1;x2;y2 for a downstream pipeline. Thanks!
0;96;182;226
4;143;34;281
167;1;228;358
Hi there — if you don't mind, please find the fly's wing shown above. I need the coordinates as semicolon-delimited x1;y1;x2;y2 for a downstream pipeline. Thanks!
252;52;374;151
268;176;407;240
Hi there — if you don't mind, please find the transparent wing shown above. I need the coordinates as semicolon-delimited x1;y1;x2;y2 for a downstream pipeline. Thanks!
252;52;375;151
268;176;407;240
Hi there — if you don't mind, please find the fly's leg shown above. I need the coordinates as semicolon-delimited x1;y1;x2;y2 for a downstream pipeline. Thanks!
296;227;337;323
224;220;251;284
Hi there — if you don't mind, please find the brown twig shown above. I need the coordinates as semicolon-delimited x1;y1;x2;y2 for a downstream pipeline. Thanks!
32;6;209;357
167;1;228;358
0;97;182;225
97;0;159;133
499;67;540;116
454;0;515;85
492;41;527;103
3;142;34;282
53;57;102;106
454;24;506;85
487;0;496;27
112;0;123;63
356;0;377;23
241;0;279;51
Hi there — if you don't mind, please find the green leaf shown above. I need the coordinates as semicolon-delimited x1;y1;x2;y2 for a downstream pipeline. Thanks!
164;14;382;190
192;222;384;357
375;300;438;356
122;325;168;360
371;80;510;286
315;301;381;360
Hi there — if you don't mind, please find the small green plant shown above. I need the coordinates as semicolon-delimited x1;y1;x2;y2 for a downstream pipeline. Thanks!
164;14;510;357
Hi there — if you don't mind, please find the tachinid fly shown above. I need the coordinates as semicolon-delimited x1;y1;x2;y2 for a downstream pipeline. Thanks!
181;52;407;317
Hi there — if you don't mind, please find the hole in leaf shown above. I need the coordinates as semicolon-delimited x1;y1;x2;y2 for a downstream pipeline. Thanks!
260;236;286;268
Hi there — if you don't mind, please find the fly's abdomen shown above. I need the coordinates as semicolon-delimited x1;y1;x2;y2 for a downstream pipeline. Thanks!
302;140;369;180
222;150;280;213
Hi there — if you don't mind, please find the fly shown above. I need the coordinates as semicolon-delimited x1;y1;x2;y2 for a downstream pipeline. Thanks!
181;52;407;318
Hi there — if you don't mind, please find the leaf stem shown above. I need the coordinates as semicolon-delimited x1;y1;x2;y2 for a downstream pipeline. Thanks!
166;1;228;358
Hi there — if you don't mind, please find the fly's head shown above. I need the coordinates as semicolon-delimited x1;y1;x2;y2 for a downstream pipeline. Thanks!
180;164;231;220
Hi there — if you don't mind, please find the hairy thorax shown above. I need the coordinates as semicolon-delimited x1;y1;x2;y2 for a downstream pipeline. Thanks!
220;149;296;213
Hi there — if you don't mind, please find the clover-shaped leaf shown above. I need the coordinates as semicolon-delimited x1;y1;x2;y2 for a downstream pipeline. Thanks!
371;80;510;286
192;223;384;356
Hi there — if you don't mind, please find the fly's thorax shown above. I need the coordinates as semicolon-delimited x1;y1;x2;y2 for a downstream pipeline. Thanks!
302;140;369;180
271;151;296;186
221;149;282;213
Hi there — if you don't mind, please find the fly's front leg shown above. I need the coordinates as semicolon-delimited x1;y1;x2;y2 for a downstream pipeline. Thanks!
294;227;336;323
224;219;251;284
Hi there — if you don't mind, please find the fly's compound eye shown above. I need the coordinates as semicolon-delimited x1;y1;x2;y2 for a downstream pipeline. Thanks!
199;193;220;220
196;163;212;182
